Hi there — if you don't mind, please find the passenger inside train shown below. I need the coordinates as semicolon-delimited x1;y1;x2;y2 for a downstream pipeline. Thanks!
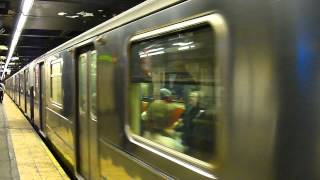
130;25;216;162
142;88;185;152
176;90;215;159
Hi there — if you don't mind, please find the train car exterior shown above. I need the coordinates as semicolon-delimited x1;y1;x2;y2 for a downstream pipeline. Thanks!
5;0;320;179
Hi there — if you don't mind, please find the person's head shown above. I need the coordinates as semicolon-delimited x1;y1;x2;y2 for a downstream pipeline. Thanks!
160;88;172;102
189;91;200;107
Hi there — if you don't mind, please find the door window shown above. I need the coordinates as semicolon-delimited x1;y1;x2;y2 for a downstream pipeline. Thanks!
90;52;97;120
50;59;63;105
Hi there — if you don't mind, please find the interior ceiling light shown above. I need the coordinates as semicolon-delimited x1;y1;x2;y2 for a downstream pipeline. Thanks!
66;15;79;19
1;0;34;80
0;56;6;60
77;11;94;17
11;57;19;61
58;12;67;16
0;45;8;50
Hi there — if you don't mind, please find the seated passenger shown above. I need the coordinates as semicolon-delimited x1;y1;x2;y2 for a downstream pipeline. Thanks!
176;91;201;143
176;91;214;158
159;88;172;102
142;89;185;152
143;99;185;152
141;88;173;121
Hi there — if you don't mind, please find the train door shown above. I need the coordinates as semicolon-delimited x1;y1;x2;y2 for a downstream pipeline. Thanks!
34;64;40;129
39;63;46;133
17;75;20;105
77;50;98;180
22;72;26;112
30;75;34;123
20;72;24;109
25;69;31;118
17;75;20;106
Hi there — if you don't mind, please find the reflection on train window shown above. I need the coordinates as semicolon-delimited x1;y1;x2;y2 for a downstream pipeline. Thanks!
130;25;217;162
50;59;62;105
79;54;87;114
90;52;97;120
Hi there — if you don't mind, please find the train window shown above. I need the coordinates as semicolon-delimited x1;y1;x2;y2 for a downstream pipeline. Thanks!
129;23;218;164
50;59;62;105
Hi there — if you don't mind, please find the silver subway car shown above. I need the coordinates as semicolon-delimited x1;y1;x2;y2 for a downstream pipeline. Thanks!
5;0;320;179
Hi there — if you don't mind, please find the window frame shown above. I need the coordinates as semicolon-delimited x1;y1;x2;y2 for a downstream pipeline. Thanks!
126;13;229;177
50;58;63;107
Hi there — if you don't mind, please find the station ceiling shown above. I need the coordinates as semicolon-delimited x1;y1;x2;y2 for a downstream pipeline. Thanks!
0;0;145;77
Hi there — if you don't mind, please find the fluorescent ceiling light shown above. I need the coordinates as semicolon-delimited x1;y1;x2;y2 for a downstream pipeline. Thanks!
22;0;34;15
66;15;79;18
1;0;34;79
11;57;19;61
0;56;6;60
178;46;190;51
77;11;94;17
0;45;8;50
173;42;194;46
146;48;164;53
16;15;27;33
58;12;67;16
148;51;165;56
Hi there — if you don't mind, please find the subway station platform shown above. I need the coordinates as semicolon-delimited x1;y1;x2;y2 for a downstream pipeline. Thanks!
0;94;69;180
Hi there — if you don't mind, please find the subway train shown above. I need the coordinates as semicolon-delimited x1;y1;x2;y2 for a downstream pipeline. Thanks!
4;0;320;179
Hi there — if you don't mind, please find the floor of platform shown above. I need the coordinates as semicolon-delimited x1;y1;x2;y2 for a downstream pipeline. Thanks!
0;94;69;180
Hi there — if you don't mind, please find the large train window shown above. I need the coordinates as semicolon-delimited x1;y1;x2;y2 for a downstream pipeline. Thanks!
50;58;63;105
128;14;228;170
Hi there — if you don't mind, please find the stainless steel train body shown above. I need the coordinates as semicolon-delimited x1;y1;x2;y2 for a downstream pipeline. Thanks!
5;0;320;179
